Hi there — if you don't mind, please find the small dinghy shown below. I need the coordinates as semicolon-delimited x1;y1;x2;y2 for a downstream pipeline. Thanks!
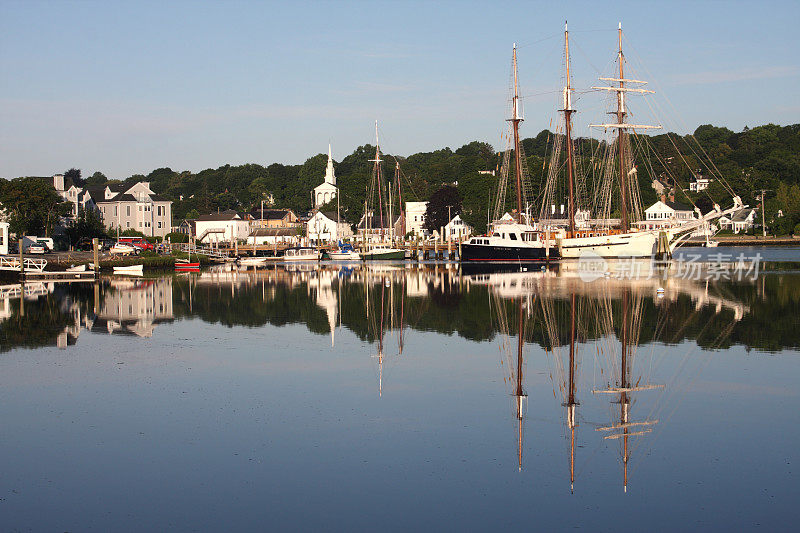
113;264;144;276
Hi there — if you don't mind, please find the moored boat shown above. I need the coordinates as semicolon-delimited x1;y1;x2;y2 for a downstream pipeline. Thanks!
113;264;144;276
329;242;361;261
238;256;268;267
360;245;405;260
283;247;320;261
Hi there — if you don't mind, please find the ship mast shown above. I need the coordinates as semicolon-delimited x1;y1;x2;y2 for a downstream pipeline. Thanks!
563;22;577;235
589;23;660;232
616;24;628;232
509;45;525;223
369;121;385;242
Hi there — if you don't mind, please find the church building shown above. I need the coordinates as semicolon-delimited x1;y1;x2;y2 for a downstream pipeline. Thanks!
313;145;339;209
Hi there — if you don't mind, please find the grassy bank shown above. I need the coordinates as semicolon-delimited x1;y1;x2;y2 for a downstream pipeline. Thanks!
98;252;212;270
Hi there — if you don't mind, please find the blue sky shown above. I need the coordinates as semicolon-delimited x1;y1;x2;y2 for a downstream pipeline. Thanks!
1;0;798;179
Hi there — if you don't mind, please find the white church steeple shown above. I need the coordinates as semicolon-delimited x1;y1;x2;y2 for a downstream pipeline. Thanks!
324;144;336;186
313;143;339;209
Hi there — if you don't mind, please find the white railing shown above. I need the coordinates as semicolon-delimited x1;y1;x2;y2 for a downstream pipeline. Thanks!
0;256;48;272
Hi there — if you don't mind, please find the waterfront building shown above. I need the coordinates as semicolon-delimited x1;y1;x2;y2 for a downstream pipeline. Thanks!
194;210;251;244
719;208;757;233
444;214;473;241
0;221;8;255
405;201;429;238
247;227;300;245
637;195;697;231
92;182;173;238
312;145;338;209
307;211;352;244
250;208;300;228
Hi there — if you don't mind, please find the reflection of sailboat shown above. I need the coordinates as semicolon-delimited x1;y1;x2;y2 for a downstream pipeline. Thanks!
490;290;531;470
593;287;663;492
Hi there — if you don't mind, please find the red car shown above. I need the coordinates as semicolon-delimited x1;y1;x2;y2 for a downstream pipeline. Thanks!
118;237;154;251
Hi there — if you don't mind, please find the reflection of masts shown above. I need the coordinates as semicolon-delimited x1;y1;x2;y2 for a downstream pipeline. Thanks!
564;292;578;492
514;299;526;471
594;289;663;492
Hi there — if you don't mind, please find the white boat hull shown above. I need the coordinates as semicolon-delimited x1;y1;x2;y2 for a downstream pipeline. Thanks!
113;264;144;276
559;231;658;259
239;257;268;267
328;251;361;261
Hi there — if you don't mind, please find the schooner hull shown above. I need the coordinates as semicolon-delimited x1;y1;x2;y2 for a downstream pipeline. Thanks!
559;232;658;259
460;243;557;263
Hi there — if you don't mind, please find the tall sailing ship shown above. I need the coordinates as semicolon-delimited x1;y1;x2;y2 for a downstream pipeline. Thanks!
359;121;406;261
460;45;559;264
541;23;746;258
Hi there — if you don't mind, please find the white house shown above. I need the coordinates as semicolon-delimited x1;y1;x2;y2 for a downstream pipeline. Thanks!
638;197;697;230
719;208;756;233
0;221;9;255
405;201;428;237
689;176;714;192
307;211;353;244
445;214;473;241
194;210;251;244
312;145;339;209
92;181;173;238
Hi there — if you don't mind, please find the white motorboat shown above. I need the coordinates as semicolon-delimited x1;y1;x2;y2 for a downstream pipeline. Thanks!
66;264;87;272
283;247;320;261
113;264;144;276
239;256;268;267
329;250;361;261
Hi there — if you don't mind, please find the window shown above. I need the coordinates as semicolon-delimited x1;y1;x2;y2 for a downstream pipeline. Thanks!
158;222;162;229
126;222;130;228
509;234;517;240
126;206;131;216
114;206;118;216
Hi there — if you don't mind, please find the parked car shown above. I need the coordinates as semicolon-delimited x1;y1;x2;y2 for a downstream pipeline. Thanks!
27;244;46;254
118;237;154;251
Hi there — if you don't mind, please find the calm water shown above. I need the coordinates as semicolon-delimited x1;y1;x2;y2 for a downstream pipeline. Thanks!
1;250;799;531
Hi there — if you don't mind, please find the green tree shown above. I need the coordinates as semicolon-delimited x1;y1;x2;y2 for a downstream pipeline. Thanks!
64;168;83;187
64;207;107;245
424;185;461;234
0;177;71;236
86;171;108;187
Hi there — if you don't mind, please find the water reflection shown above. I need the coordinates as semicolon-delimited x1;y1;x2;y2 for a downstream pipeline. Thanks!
1;262;796;354
1;260;799;529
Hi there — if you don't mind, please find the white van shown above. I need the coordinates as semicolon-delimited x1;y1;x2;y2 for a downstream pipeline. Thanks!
23;236;54;252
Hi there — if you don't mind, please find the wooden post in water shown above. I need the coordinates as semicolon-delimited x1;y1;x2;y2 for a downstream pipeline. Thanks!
18;238;24;277
92;238;99;274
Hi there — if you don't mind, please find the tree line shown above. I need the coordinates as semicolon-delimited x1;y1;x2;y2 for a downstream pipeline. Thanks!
1;123;798;238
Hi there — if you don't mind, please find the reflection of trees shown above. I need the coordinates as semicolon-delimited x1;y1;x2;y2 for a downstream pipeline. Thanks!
2;273;799;353
0;292;73;352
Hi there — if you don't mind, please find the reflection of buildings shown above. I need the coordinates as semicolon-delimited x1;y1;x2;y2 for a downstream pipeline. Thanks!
93;278;174;337
311;268;339;347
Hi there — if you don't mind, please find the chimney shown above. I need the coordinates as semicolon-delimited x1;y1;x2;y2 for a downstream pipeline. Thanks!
551;204;556;215
560;204;565;215
669;190;675;203
660;193;667;204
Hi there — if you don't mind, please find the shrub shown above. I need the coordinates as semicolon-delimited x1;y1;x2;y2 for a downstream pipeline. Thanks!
166;232;189;243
